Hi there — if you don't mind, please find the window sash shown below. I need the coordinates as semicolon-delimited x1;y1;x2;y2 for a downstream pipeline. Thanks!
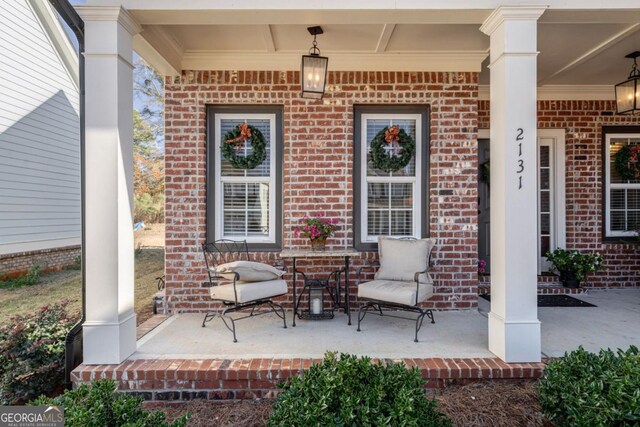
360;114;422;243
214;114;276;243
605;133;640;237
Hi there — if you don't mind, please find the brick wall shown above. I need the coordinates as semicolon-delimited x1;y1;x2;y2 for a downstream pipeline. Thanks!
0;245;80;279
165;71;479;312
479;100;640;287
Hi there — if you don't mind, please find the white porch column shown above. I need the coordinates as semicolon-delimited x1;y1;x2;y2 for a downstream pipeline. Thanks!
480;6;546;363
77;6;141;364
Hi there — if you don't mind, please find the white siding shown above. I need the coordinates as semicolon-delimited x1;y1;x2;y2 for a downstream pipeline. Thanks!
0;0;80;255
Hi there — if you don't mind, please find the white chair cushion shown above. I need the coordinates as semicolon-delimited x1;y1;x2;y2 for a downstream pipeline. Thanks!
358;279;434;306
212;261;285;282
375;237;435;284
210;279;288;304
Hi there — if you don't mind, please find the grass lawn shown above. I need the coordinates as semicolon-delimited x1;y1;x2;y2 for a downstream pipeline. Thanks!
0;248;164;325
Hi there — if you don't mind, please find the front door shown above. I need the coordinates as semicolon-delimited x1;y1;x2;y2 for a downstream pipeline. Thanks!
478;139;491;273
477;130;565;275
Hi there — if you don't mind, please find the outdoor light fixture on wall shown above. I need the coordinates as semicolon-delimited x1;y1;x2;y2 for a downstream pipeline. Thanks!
301;26;328;99
615;51;640;115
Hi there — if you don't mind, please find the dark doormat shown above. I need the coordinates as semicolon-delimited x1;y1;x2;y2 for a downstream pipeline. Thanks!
480;294;596;307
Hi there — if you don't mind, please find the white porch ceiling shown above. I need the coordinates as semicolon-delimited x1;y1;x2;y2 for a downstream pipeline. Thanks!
116;4;640;96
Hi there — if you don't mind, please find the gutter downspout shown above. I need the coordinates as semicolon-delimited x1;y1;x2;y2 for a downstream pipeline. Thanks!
47;0;85;389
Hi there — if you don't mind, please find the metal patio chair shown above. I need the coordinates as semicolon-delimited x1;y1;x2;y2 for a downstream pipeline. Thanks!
201;239;288;342
356;237;436;342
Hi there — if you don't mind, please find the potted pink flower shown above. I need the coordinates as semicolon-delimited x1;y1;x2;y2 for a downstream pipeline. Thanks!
293;213;338;251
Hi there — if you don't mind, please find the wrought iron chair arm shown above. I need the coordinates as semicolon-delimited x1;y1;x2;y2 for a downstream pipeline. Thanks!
273;262;288;273
413;268;430;283
356;261;380;284
414;267;431;306
204;270;240;288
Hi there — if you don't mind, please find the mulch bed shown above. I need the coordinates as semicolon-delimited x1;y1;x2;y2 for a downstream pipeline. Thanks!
435;381;553;426
161;400;271;427
157;381;552;427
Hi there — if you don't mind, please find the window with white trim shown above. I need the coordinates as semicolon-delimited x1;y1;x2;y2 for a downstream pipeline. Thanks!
354;107;429;250
604;128;640;239
207;107;282;249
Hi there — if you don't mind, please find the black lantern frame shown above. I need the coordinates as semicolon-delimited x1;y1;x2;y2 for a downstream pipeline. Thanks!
615;51;640;115
301;26;329;100
298;277;335;320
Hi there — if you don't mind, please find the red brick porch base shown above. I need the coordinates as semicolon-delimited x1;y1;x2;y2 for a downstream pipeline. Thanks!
71;357;545;401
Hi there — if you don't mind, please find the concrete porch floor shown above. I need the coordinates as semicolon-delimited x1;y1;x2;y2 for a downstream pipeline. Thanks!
134;289;640;360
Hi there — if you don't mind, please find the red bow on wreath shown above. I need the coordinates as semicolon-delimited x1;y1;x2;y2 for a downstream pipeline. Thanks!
225;122;252;152
384;125;401;156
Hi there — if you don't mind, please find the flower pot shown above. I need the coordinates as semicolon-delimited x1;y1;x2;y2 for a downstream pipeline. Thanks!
560;270;581;288
310;238;327;251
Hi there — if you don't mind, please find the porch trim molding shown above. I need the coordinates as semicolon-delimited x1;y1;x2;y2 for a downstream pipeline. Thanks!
479;6;548;36
134;25;183;76
75;6;141;35
181;51;487;72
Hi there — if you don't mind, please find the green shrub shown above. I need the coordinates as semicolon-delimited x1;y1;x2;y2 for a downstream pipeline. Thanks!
0;301;76;404
134;192;165;223
538;346;640;426
544;248;604;281
32;380;188;427
268;353;451;427
0;265;40;289
65;255;82;271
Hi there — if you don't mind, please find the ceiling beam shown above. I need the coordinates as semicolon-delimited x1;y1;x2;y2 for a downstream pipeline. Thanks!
538;23;640;85
135;25;184;76
375;24;396;53
260;25;276;53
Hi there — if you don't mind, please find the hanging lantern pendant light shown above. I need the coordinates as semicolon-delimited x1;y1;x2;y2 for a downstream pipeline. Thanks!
301;26;329;99
615;51;640;115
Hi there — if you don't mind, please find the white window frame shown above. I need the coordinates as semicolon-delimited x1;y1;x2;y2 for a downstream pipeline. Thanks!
214;113;277;244
536;129;566;273
605;132;640;238
360;113;422;244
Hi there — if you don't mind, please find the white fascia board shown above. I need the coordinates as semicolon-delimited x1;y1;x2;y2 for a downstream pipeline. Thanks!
182;51;487;72
89;0;640;11
28;0;79;87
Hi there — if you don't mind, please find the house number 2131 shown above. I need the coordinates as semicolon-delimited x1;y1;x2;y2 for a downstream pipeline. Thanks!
516;128;524;189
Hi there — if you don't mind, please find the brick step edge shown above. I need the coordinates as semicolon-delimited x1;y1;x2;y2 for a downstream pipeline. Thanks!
72;357;545;401
479;275;561;284
478;283;587;295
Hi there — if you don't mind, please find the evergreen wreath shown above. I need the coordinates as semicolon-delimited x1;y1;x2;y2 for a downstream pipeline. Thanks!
370;125;416;173
222;122;267;170
479;161;490;186
614;145;640;181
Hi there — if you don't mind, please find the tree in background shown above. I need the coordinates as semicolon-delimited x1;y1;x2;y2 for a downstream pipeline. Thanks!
133;58;164;223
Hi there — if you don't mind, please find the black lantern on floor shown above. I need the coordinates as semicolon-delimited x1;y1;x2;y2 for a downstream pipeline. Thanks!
615;51;640;115
309;285;324;317
299;278;334;320
301;26;328;100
